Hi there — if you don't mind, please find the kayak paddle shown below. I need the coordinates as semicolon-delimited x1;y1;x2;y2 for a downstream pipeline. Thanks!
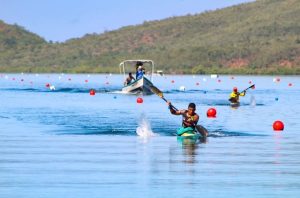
241;84;255;93
150;85;208;137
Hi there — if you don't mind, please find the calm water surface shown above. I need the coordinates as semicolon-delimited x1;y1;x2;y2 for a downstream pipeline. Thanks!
0;74;299;198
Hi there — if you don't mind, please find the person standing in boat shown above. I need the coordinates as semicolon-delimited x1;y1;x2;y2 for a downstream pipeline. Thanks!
229;87;246;103
167;102;199;136
135;62;145;80
124;72;135;85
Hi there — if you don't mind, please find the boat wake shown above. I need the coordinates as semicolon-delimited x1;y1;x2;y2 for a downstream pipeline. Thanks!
208;129;267;137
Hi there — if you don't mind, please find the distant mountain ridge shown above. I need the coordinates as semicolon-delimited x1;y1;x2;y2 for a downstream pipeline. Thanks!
0;0;299;74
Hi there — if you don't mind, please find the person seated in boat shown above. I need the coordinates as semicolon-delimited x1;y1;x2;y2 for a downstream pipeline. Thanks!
229;87;246;103
124;72;135;85
167;102;199;135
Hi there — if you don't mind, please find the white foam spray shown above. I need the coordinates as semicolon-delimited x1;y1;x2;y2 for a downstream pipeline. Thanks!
250;95;256;106
136;113;158;138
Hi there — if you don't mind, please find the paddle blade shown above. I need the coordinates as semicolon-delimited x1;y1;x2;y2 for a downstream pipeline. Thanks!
150;85;163;97
195;125;208;137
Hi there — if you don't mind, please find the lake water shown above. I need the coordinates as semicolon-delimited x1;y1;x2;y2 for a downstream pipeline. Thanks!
0;74;299;198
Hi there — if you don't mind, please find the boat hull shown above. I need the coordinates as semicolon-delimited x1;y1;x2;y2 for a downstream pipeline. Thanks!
122;76;153;95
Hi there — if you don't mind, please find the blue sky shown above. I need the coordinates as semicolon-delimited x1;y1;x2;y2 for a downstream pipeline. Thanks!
1;0;253;42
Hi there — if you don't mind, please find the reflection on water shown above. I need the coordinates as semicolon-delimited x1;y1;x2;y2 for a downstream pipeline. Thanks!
177;136;207;164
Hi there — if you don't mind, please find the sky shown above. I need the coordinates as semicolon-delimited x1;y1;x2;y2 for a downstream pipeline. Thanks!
1;0;254;42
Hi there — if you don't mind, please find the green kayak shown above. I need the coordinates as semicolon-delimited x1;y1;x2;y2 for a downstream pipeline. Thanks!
177;127;197;137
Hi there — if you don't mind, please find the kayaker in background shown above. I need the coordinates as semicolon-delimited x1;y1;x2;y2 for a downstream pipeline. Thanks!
124;72;135;85
229;87;246;103
167;102;199;136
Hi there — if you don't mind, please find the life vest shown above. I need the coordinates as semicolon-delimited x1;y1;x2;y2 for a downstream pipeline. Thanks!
229;91;245;102
136;70;144;79
182;111;198;129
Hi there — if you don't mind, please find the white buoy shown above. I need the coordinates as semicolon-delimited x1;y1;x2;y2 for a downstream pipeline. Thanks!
49;85;56;90
179;86;186;91
203;78;207;82
210;74;218;79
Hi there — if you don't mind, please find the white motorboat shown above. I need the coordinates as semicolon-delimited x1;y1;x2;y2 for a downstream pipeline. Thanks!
119;60;155;95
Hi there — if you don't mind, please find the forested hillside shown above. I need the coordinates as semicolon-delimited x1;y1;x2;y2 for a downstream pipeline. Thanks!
0;0;299;74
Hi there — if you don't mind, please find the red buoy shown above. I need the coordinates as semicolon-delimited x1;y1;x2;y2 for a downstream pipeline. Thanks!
288;83;292;87
68;78;72;81
249;80;252;84
207;108;217;118
276;78;280;82
218;79;221;83
85;80;88;83
273;120;284;131
137;97;143;104
196;82;200;86
46;83;50;88
89;89;96;96
231;76;235;80
171;80;175;83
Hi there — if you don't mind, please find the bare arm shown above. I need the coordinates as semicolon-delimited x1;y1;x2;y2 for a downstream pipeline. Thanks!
167;101;183;115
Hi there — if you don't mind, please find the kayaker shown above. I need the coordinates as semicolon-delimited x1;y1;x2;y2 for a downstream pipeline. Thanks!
124;72;135;85
229;87;246;103
167;102;199;135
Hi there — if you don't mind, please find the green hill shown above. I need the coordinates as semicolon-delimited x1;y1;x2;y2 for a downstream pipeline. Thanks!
0;0;299;74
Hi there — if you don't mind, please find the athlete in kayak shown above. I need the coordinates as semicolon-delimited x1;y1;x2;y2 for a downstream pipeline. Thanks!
229;87;246;103
167;102;199;136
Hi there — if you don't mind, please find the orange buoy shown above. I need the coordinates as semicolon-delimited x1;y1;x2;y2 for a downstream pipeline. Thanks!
207;108;217;118
89;89;96;96
273;120;284;131
137;97;143;104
